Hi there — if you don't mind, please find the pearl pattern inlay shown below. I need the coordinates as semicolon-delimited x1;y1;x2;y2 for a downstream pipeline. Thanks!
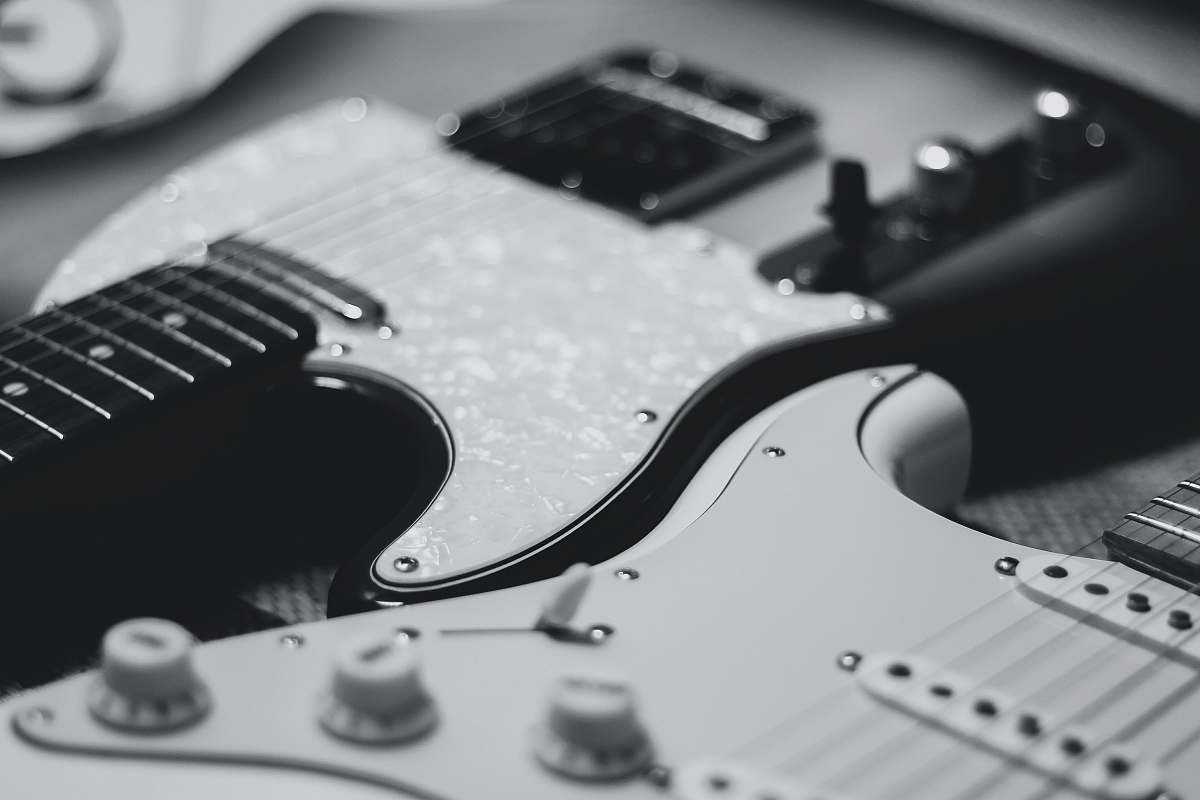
39;100;882;588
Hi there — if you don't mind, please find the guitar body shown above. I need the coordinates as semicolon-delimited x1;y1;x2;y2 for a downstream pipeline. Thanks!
5;367;1196;798
7;0;1198;622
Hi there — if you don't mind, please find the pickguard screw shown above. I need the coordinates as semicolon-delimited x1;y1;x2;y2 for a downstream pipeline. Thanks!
614;568;640;581
849;303;867;320
994;556;1019;576
279;633;305;648
393;556;420;573
644;764;672;788
395;627;421;643
869;373;887;388
836;651;863;672
377;324;396;340
635;409;658;424
763;446;786;458
328;342;351;357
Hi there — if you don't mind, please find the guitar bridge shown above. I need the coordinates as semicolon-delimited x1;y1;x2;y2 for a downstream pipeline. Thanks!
205;238;388;327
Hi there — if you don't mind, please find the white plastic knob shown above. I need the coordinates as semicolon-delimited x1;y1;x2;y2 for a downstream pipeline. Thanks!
318;632;437;744
88;618;210;731
532;672;653;780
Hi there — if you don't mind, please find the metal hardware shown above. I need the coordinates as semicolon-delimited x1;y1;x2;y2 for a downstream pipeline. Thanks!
279;633;305;648
614;568;640;581
393;556;420;573
762;446;786;458
635;409;658;424
994;556;1019;576
837;650;863;672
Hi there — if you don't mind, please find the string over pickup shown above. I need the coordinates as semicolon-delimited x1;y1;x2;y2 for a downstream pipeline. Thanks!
205;238;388;327
856;652;1164;800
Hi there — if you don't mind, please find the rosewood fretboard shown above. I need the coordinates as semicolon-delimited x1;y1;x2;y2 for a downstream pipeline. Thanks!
0;247;319;474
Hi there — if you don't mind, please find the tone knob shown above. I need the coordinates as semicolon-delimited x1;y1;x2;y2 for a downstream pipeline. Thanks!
317;632;438;744
911;139;975;218
87;618;211;732
1031;88;1090;164
532;672;653;781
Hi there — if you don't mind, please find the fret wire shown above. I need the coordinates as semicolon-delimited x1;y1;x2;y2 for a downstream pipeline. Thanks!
1179;480;1200;493
90;295;233;367
50;308;194;383
1151;496;1200;518
0;395;63;439
0;351;110;419
11;325;157;401
170;272;300;340
1124;512;1200;546
125;279;268;353
0;447;11;462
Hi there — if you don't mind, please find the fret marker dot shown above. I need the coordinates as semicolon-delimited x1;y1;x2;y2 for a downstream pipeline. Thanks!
162;311;187;329
88;343;115;361
3;381;28;397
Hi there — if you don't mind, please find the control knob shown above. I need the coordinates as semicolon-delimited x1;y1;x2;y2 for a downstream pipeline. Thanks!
317;632;438;744
87;618;211;732
911;138;975;218
532;671;654;781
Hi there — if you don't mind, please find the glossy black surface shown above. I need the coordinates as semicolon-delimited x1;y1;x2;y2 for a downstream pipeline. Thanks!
447;48;818;222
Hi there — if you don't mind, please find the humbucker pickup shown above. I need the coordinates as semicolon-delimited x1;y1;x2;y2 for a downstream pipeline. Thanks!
1104;475;1200;589
445;48;819;222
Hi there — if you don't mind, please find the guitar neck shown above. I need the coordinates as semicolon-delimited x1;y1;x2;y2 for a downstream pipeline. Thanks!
1105;475;1200;588
0;248;317;475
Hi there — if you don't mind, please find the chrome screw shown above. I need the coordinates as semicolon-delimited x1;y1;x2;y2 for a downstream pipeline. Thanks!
994;556;1020;576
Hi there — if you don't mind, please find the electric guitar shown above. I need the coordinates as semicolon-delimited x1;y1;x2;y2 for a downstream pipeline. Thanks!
5;365;1199;798
3;0;1199;636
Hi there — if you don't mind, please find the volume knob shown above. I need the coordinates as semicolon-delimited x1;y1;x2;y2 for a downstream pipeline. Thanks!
911;139;975;218
87;618;211;732
1031;88;1088;160
532;672;653;781
317;632;438;744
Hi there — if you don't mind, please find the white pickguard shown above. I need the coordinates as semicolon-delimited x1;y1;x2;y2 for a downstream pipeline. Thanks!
36;99;880;590
6;367;1199;798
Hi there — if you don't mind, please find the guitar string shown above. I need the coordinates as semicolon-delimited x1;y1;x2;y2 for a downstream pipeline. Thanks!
0;69;619;339
878;526;1200;799
0;46;767;390
838;532;1198;797
0;76;648;395
775;521;1181;792
748;531;1111;771
955;549;1200;799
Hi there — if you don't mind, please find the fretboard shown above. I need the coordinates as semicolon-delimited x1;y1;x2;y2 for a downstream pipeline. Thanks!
0;257;317;473
1105;475;1200;588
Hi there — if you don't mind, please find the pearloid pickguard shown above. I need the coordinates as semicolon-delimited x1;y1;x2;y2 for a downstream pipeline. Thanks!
38;99;878;586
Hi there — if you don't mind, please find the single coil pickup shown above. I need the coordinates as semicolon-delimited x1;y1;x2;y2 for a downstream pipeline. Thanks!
856;653;1163;800
1015;556;1200;669
206;238;387;327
